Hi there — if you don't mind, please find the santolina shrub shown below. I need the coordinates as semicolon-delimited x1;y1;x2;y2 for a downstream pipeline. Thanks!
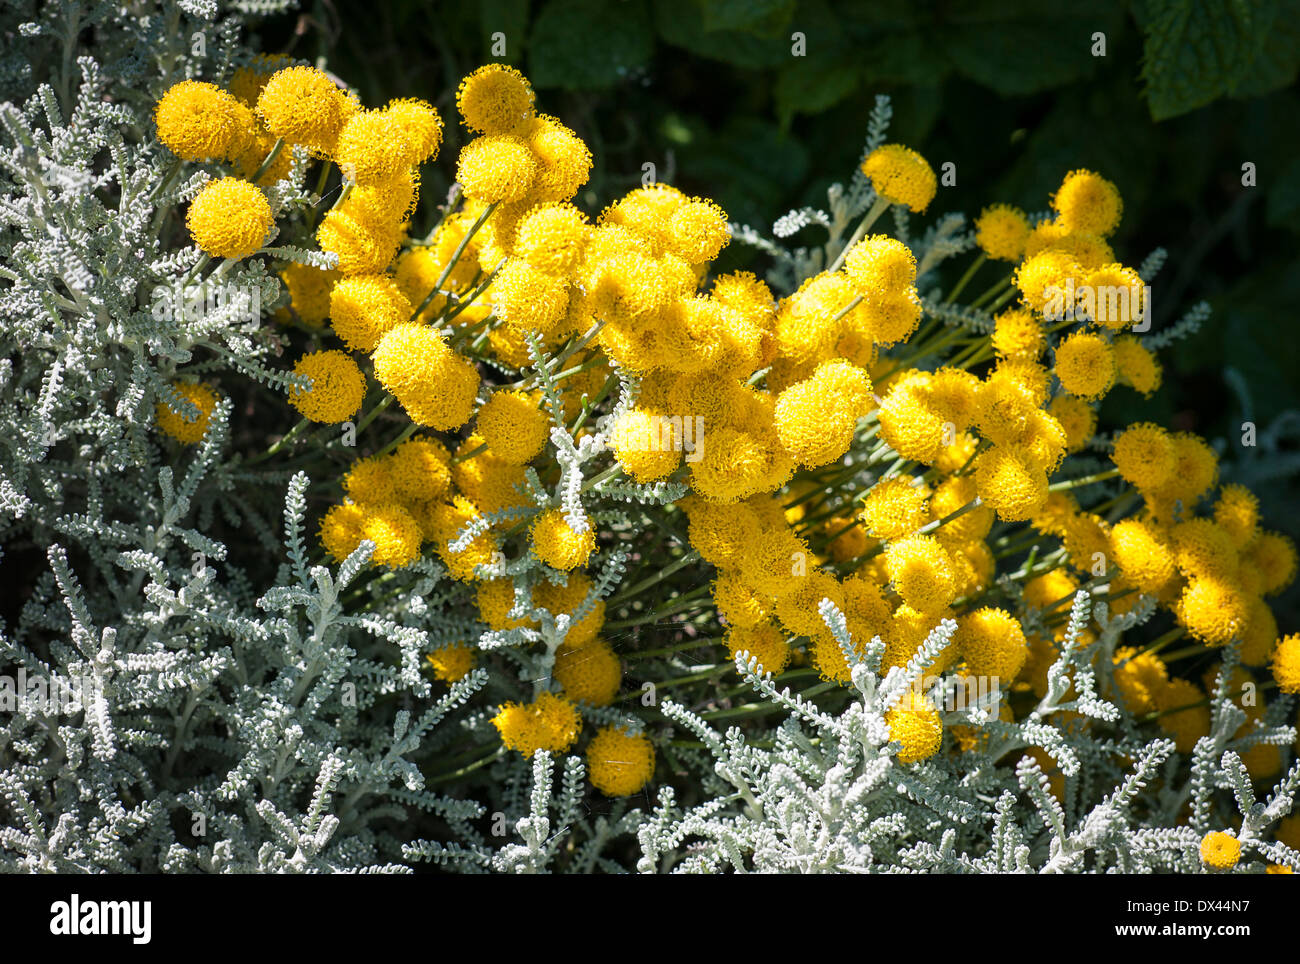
0;2;1296;874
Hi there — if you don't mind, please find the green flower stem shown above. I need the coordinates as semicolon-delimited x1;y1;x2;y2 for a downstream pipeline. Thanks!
1048;468;1119;492
411;201;499;322
608;550;701;606
570;371;618;434
944;253;987;304
605;588;712;630
245;416;310;465
449;441;486;466
352;394;394;437
626;637;722;662
968;272;1013;309
426;746;506;786
827;195;892;273
251;137;285;184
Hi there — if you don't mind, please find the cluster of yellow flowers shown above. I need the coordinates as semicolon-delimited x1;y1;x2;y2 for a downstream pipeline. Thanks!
149;60;1298;811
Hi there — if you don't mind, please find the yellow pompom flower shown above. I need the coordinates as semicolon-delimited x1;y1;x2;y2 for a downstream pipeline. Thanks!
514;202;588;277
388;437;452;503
531;509;596;571
1152;432;1219;505
726;621;791;675
329;274;411;353
451;435;530;514
586;726;655;796
186;177;272;260
1112;335;1162;396
425;496;500;582
456;64;535;134
533;571;605;646
155;381;218;444
521;113;592;203
860;476;930;540
385;97;442;163
360;502;423;568
930;474;993;546
1213;484;1259;549
876;374;948;464
991;308;1045;360
426;642;477;682
1053;330;1115;401
1084;263;1145;329
319;502;365;562
885;535;956;614
1109;517;1178;593
476;578;535;631
974;445;1049;522
1014;250;1078;313
1051;169;1123;237
553;637;621;706
1048;395;1096;453
1172;518;1238;581
492;692;582;758
773;570;844;638
690;425;794;504
712;572;771;628
1199;831;1240;870
843;234;917;295
347;171;419;225
456;134;537;203
492;260;570;332
974;203;1030;261
1272;634;1300;694
154;80;246;161
371;324;479;430
288;350;365;423
861;144;937;213
315;205;402;276
343;455;396;506
1110;422;1176;491
608;409;682;483
1244;531;1298;596
885;688;944;763
773;359;873;468
1176;576;1249;646
280;262;339;326
476;390;549;464
334;109;416;186
956;607;1028;683
1112;646;1169;715
255;66;347;153
667;198;730;264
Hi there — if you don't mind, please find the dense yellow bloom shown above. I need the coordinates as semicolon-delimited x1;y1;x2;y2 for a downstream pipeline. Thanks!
155;381;218;444
1053;330;1115;400
956;607;1028;682
991;308;1044;361
1212;484;1259;548
334;109;415;185
280;262;338;326
1112;335;1162;395
521;113;592;203
533;571;606;646
726;621;791;675
773;360;872;468
186;178;272;260
329;274;411;353
492;692;582;758
668;198;730;264
457;64;535;135
384;438;449;505
690;425;794;503
1152;432;1219;505
316;205;403;275
425;496;500;582
1273;634;1300;694
885;535;956;614
385;97;443;163
457;134;537;203
1084;263;1144;329
426;642;477;682
1109;517;1178;594
1244;530;1297;596
885;688;943;763
475;577;534;631
372;324;479;430
360;502;423;568
1014;250;1078;313
288;350;365;423
1051;169;1123;237
862;144;937;213
974;204;1030;261
773;570;843;638
476;391;549;465
586;726;655;796
930;474;992;546
154;80;247;161
343;455;396;505
974;445;1049;522
1172;518;1238;581
514;202;588;276
553;637;621;706
1175;576;1248;646
347;171;419;225
319;502;365;562
877;374;948;464
860;476;930;540
1047;395;1096;453
1112;646;1169;715
1111;422;1176;491
712;572;771;628
843;234;917;296
531;509;596;571
492;260;570;332
254;66;348;153
451;435;530;515
608;409;682;483
1199;831;1240;870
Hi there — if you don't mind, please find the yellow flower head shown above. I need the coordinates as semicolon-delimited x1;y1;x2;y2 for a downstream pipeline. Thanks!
456;133;537;203
1153;432;1219;505
974;203;1030;261
712;572;771;629
451;434;531;515
773;359;873;468
1111;422;1176;491
586;725;655;796
930;473;993;547
426;642;477;682
1199;831;1240;870
533;571;606;646
1053;330;1115;401
862;144;937;213
319;502;365;562
876;373;948;464
885;534;956;614
255;66;347;153
1109;517;1178;594
476;390;549;464
1175;576;1249;646
991;308;1045;361
334;109;416;185
859;288;923;347
667;198;730;264
682;497;763;568
476;577;536;631
1244;531;1298;597
531;509;596;571
1084;263;1145;329
426;496;500;582
514;202;589;277
843;234;917;296
457;64;535;135
155;381;218;444
1272;634;1300;694
521;113;592;203
1051;169;1123;237
1212;484;1259;549
315;204;403;275
773;569;844;639
342;455;397;505
1048;395;1096;453
1172;517;1238;581
885;688;943;763
608;409;682;483
974;445;1048;522
1112;335;1162;396
328;274;411;353
359;502;423;568
492;691;581;758
372;324;479;430
385;97;442;163
726;621;791;675
860;476;930;541
186;177;272;260
956;607;1028;682
388;437;452;503
553;637;621;706
154;80;246;161
492;260;570;332
280;262;339;326
1014;249;1079;314
288;350;365;423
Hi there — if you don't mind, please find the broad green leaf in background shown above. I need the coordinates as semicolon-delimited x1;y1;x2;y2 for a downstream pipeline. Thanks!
529;0;654;88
